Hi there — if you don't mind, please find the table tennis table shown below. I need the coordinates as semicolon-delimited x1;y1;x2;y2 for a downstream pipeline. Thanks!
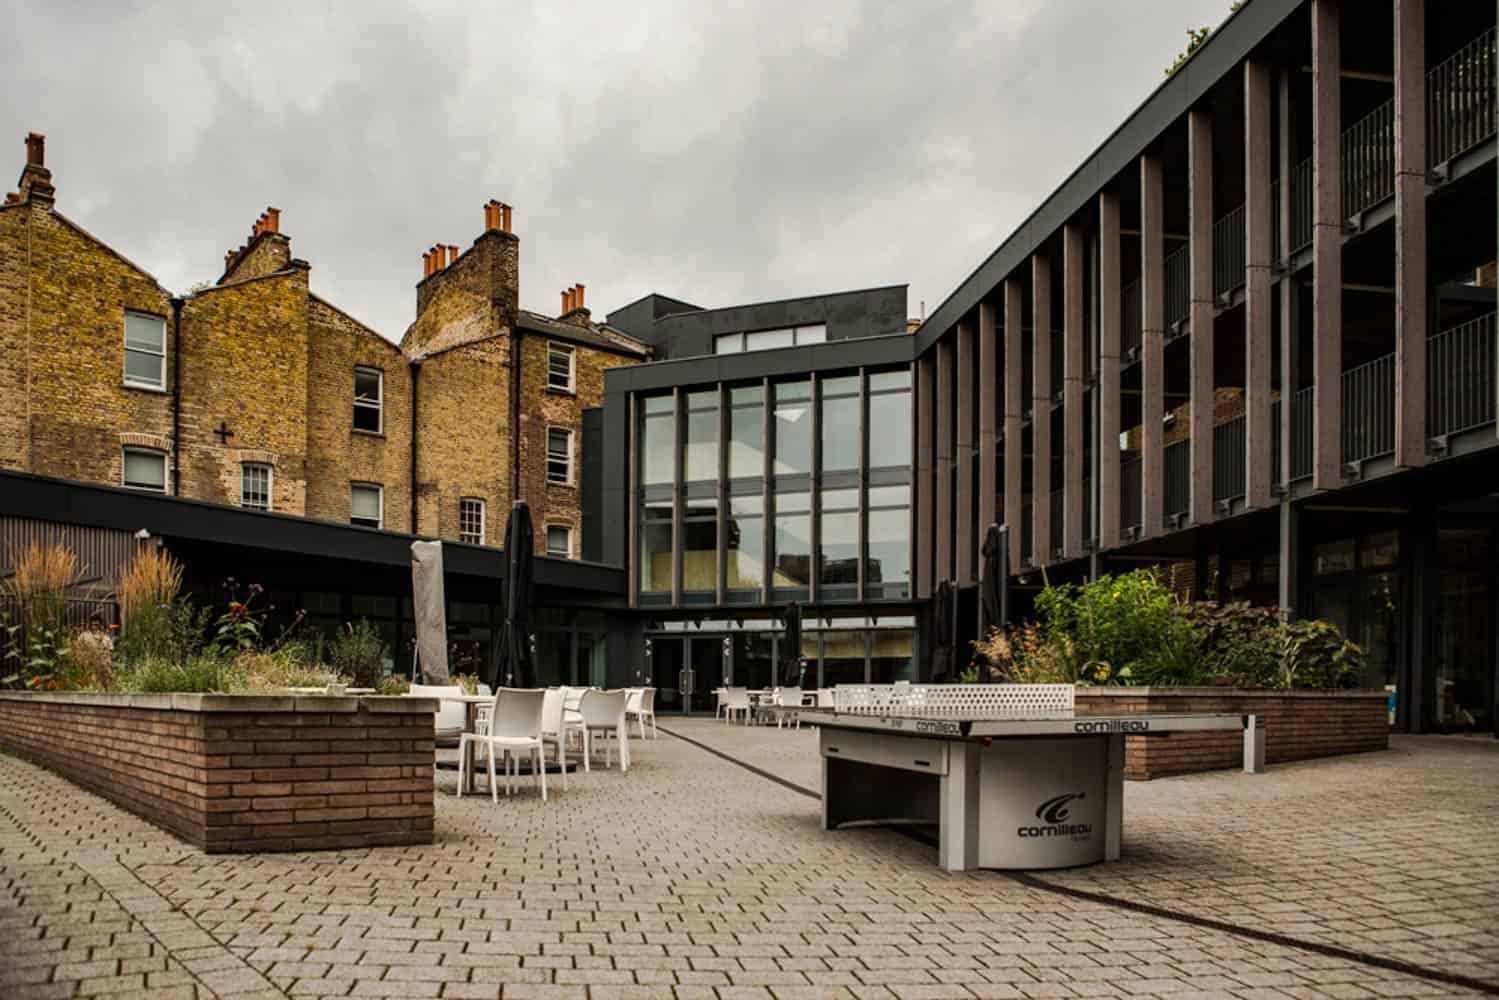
776;684;1264;872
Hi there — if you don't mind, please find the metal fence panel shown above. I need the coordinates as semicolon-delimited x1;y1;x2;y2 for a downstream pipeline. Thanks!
1341;354;1396;465
1427;312;1497;437
1213;416;1247;502
1428;28;1498;167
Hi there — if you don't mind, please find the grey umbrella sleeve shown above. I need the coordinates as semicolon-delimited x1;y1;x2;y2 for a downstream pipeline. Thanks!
410;540;450;684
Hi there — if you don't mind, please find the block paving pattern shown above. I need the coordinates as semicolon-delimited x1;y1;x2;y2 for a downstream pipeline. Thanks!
3;718;1497;999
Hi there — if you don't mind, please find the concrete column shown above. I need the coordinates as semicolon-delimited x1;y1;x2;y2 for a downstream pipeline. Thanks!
1245;62;1275;510
1032;255;1053;564
978;302;999;540
1278;498;1300;617
1188;110;1216;526
936;337;955;584
1311;0;1343;490
956;321;977;582
1098;193;1122;551
915;355;935;599
1063;225;1086;559
1140;155;1166;537
1394;0;1427;469
1003;280;1025;574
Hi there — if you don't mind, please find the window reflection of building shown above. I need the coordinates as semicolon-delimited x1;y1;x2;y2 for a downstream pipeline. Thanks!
726;494;765;597
820;630;866;687
867;485;911;599
682;495;718;602
871;628;916;683
819;487;859;600
1310;529;1403;723
774;380;811;475
639;500;673;597
773;488;811;595
1434;527;1495;732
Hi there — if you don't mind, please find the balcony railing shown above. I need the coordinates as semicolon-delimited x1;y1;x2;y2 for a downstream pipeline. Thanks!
1213;204;1246;298
1122;279;1142;358
1021;500;1033;564
1165;243;1190;331
1213;416;1247;503
1050;329;1064;400
1163;439;1190;528
1342;101;1396;220
1428;312;1497;438
1429;27;1498;167
1342;354;1396;466
1121;453;1142;533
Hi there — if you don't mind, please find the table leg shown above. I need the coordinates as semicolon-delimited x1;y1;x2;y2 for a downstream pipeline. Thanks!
938;741;981;872
464;703;477;795
1104;733;1125;862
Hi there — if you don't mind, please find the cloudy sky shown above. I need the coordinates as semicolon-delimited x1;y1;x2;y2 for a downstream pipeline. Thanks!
4;0;1232;342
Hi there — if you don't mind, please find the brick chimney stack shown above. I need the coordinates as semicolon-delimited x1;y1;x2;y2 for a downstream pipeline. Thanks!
220;206;291;283
559;283;590;325
17;131;55;206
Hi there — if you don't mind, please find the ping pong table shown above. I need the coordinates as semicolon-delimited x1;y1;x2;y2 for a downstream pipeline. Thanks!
778;684;1264;872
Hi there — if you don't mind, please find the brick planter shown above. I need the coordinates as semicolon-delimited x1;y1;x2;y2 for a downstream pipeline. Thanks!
0;692;437;852
1076;687;1390;779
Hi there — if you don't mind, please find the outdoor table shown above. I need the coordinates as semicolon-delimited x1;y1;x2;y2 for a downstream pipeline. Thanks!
440;694;493;795
768;684;1265;873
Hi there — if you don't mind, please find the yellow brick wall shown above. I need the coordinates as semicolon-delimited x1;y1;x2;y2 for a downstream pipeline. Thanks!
412;339;511;544
306;297;412;529
177;269;309;513
0;201;175;486
516;333;639;557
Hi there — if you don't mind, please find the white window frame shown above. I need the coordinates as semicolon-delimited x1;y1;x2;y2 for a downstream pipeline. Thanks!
351;482;383;529
123;311;167;391
353;366;384;434
546;524;573;558
547;342;577;394
121;447;167;493
240;462;273;512
459;497;486;545
546;427;574;486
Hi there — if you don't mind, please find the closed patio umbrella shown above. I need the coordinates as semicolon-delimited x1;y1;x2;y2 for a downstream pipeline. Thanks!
779;601;804;686
490;501;535;689
410;540;450;684
932;580;955;682
978;524;1010;683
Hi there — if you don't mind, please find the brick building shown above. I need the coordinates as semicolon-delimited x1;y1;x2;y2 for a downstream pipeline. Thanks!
0;134;649;558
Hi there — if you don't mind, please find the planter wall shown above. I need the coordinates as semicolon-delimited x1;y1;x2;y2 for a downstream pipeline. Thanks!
0;692;437;853
1076;688;1389;779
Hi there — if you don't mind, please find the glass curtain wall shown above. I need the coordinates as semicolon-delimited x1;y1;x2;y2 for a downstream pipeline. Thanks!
683;390;719;602
638;393;676;601
772;380;813;598
727;385;766;602
867;369;913;599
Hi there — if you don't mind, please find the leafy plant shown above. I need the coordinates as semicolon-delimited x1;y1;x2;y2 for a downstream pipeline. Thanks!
1277;619;1363;690
454;673;481;696
3;541;81;635
329;619;387;688
376;675;411;696
115;654;246;694
213;580;267;653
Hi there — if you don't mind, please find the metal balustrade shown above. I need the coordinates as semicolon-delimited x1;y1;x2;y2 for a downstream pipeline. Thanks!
1428;28;1497;167
1213;204;1246;298
1213;415;1247;503
1341;354;1396;466
1427;312;1497;438
1121;453;1142;534
1165;243;1190;331
1342;101;1396;221
1121;279;1142;358
1163;439;1190;527
1290;386;1314;481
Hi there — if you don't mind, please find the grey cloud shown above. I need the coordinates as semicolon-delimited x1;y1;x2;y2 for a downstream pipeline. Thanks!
2;0;1230;341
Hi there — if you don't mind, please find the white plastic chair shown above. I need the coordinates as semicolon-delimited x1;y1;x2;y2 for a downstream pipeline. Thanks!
458;688;547;802
777;686;803;729
625;687;657;739
578;689;630;772
540;687;568;791
723;687;751;725
409;683;467;745
816;688;835;708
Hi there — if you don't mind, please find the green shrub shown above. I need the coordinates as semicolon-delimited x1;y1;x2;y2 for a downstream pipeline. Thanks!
376;675;411;696
329;620;387;688
116;599;209;665
238;646;346;691
116;654;246;694
1186;601;1281;688
1276;619;1363;690
1032;570;1201;685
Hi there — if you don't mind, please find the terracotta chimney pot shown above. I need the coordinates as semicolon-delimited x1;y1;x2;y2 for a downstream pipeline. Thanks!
24;133;44;166
265;207;280;233
500;204;512;233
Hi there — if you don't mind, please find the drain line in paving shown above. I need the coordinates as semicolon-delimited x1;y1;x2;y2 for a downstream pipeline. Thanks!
658;724;1499;998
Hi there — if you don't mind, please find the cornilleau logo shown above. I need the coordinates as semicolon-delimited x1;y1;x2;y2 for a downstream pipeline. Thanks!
1017;792;1092;839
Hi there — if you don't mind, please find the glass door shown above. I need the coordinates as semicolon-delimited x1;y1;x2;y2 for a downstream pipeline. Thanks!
1433;528;1496;732
650;637;685;713
685;637;724;714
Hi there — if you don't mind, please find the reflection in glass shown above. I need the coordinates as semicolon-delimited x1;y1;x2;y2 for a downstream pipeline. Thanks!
773;491;811;587
727;495;764;590
871;629;916;682
1434;528;1494;731
867;485;910;598
685;391;719;482
821;375;860;473
819;487;859;589
774;381;812;475
868;369;912;469
639;394;675;486
821;630;866;687
683;498;718;593
639;501;673;593
729;385;765;479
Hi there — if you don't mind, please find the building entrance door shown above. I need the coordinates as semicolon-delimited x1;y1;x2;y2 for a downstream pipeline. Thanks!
1433;527;1496;733
682;637;724;714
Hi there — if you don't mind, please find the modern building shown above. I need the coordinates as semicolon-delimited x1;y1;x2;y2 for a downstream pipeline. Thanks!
597;0;1498;733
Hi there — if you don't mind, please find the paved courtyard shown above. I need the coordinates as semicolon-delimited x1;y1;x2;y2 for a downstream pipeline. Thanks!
2;719;1497;1000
